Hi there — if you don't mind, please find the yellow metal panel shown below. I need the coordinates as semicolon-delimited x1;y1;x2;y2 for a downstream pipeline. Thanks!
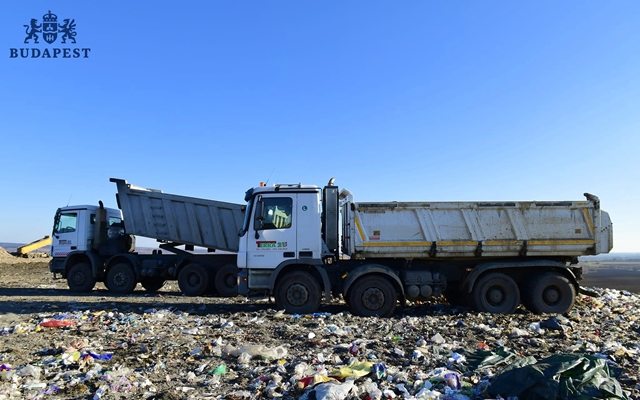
437;241;478;246
583;209;594;235
528;239;594;246
354;216;366;241
485;240;523;246
17;236;52;255
359;239;594;248
363;241;431;247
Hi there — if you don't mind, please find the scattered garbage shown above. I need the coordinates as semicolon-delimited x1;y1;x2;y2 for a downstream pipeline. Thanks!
0;283;637;399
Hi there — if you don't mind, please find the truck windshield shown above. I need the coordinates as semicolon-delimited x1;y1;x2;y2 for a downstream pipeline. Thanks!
239;198;254;237
108;217;122;227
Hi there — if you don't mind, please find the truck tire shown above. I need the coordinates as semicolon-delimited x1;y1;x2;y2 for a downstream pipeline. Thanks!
141;277;165;292
106;263;137;294
275;271;321;315
67;263;96;292
214;264;239;297
178;263;211;296
348;275;397;317
523;272;575;314
472;272;520;314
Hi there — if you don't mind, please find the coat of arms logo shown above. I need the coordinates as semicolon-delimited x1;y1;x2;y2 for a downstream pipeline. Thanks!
24;11;77;45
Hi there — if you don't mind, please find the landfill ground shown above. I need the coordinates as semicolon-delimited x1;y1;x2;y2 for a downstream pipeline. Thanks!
0;248;638;399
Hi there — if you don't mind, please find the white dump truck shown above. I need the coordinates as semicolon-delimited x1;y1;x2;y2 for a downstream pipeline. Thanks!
238;179;612;316
49;179;244;297
50;178;613;317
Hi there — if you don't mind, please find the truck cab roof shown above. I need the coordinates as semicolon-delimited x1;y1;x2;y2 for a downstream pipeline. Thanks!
246;183;320;200
58;205;121;214
256;183;319;191
59;205;101;211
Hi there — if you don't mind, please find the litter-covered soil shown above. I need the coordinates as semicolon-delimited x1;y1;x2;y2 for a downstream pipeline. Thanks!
0;247;638;399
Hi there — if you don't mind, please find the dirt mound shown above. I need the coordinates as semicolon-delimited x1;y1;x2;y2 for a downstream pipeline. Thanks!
0;247;14;259
0;247;50;262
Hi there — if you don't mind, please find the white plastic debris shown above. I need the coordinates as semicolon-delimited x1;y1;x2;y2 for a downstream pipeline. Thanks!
314;379;355;400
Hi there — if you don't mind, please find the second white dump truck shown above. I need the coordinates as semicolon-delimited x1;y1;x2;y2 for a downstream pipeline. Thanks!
51;178;613;317
49;179;244;297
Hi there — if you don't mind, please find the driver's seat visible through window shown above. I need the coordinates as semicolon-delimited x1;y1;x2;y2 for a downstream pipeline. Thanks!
260;198;293;230
272;207;291;229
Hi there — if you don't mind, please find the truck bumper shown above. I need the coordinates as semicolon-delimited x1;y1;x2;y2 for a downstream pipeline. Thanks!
49;258;65;277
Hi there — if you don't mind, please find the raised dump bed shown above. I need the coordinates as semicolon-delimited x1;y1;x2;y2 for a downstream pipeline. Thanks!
111;178;244;253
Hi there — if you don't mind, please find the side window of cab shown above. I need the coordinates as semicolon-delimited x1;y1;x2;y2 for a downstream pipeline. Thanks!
55;213;77;233
255;197;292;230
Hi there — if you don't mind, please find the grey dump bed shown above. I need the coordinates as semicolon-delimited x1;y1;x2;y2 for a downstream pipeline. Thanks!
110;178;244;252
342;194;613;259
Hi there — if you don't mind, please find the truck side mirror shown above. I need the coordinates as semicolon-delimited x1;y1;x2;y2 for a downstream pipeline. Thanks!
52;209;61;239
253;196;264;239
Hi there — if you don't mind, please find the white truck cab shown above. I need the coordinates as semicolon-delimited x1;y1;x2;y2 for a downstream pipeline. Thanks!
51;205;123;258
238;184;324;268
237;183;333;296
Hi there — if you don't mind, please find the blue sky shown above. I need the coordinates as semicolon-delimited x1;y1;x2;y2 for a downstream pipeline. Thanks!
1;1;639;252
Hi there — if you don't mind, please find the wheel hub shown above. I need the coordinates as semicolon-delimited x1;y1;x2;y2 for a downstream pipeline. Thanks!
113;272;127;286
188;274;200;287
287;283;309;306
543;287;560;304
224;274;236;288
488;287;504;304
72;273;85;286
362;288;385;310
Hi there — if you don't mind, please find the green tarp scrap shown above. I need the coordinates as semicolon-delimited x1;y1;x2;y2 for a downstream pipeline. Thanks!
452;347;522;373
487;354;629;400
449;348;629;399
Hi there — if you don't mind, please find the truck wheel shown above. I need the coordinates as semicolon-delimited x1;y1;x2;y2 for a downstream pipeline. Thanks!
275;271;321;314
523;272;575;314
141;277;165;292
178;263;211;296
106;263;137;294
348;275;397;317
214;265;239;297
67;263;96;292
472;272;520;314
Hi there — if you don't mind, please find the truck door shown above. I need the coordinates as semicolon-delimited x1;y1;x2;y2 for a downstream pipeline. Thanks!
247;194;296;269
51;209;84;257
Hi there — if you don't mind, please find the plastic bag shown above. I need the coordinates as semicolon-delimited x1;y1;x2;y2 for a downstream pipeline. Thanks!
40;319;75;328
329;362;373;378
313;379;355;400
226;344;288;359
